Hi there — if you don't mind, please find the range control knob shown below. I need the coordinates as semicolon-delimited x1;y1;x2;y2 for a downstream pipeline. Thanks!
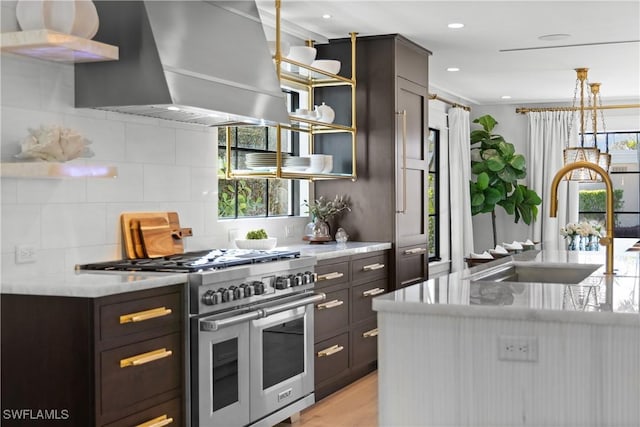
303;271;315;284
252;280;265;295
202;290;221;305
240;283;254;297
293;273;303;287
229;285;243;300
275;276;290;289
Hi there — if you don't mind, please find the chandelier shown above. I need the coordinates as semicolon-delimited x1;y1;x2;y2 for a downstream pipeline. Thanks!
563;68;610;181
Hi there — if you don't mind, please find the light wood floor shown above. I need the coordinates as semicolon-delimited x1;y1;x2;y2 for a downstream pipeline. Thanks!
276;371;378;427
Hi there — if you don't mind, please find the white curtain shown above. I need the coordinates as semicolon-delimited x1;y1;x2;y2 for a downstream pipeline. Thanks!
528;111;579;250
448;107;474;272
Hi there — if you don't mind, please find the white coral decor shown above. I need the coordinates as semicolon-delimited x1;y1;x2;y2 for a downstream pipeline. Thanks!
16;125;94;162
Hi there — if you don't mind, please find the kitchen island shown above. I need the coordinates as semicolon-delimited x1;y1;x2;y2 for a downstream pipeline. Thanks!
373;239;640;427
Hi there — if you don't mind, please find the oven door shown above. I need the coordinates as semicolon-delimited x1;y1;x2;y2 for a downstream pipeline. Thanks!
249;293;324;422
194;309;258;427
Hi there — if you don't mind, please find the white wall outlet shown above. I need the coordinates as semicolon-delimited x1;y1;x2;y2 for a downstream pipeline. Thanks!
285;225;297;238
498;335;538;362
15;245;37;264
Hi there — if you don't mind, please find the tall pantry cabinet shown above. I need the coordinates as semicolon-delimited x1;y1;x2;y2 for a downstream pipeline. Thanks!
314;34;431;290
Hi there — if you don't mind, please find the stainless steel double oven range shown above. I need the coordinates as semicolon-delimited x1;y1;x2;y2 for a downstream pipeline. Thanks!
81;248;323;427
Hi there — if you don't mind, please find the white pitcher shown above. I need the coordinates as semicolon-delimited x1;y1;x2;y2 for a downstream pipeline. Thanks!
315;102;335;124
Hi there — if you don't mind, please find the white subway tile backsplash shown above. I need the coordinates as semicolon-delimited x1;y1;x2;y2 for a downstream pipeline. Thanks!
64;115;126;161
143;164;191;201
1;107;65;160
41;204;107;249
125;123;176;164
16;174;87;204
86;163;143;202
1;204;41;252
190;167;218;201
1;179;18;203
175;128;218;167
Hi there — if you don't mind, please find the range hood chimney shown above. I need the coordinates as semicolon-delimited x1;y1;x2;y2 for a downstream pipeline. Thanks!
75;1;289;127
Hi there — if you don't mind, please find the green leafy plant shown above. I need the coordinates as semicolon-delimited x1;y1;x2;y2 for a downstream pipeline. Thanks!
246;229;268;239
469;115;542;246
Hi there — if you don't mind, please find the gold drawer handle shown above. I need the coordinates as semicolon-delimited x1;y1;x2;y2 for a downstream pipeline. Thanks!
120;348;173;368
136;414;174;427
362;263;385;271
363;328;379;338
404;247;427;255
317;299;344;310
362;287;385;297
317;344;344;357
120;307;172;324
317;272;344;281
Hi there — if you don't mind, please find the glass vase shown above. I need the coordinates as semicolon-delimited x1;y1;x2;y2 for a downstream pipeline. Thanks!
579;236;585;251
588;235;600;251
567;235;578;251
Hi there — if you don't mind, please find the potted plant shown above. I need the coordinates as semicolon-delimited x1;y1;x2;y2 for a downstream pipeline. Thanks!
303;195;350;242
469;115;542;247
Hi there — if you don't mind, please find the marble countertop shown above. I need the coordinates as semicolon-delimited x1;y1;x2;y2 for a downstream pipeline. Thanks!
1;241;390;298
374;239;640;326
0;271;188;298
281;241;391;260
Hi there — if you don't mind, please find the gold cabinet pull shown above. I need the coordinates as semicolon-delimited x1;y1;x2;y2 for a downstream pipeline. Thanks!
317;344;344;357
317;272;344;281
395;110;407;214
136;415;174;427
363;328;379;338
317;299;344;310
120;307;172;324
404;247;427;255
362;263;385;271
120;348;173;368
362;287;385;297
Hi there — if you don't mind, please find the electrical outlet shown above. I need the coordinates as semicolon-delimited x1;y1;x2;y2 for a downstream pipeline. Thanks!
15;245;37;264
285;225;296;238
228;229;239;241
498;335;538;362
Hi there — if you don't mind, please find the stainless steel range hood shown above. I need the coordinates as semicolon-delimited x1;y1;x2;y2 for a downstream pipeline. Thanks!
75;1;289;126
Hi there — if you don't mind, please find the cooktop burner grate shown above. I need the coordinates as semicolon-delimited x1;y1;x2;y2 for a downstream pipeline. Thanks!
77;249;301;273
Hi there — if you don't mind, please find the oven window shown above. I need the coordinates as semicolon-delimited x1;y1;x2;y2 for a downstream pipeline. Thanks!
212;338;239;411
262;318;304;389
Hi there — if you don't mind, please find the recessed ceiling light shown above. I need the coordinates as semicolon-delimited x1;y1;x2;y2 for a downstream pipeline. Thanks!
447;67;460;72
322;13;331;19
538;33;571;41
448;23;464;29
501;95;512;99
167;106;180;111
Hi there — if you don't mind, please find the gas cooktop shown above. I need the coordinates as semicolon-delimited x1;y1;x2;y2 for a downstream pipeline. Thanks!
77;249;301;273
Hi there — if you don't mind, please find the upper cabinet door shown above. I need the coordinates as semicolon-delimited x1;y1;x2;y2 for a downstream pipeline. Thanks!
396;77;429;248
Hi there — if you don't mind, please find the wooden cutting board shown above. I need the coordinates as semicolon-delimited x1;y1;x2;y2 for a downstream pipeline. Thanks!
120;212;192;259
139;217;174;258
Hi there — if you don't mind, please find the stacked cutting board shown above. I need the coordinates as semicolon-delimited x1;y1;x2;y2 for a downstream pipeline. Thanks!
121;212;192;259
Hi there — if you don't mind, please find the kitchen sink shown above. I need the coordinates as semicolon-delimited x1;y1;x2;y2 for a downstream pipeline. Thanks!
467;261;602;284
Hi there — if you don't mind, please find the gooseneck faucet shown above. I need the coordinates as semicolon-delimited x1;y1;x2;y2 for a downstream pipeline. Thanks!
550;161;615;275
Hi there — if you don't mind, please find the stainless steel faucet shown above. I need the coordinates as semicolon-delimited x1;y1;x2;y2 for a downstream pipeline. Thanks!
549;161;615;275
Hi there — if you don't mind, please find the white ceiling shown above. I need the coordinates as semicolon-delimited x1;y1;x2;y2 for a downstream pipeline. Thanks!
257;0;640;106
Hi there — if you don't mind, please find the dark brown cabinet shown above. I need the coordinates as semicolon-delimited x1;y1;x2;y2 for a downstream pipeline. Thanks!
315;34;431;290
312;251;388;400
1;285;185;426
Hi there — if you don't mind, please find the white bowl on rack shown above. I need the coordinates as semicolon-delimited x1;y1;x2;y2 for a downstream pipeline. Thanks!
286;46;317;65
311;59;341;75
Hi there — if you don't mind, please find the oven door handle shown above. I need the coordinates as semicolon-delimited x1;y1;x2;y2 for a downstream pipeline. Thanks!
200;310;262;332
261;293;326;318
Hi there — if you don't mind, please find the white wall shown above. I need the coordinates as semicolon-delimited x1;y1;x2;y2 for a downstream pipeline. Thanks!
0;3;309;280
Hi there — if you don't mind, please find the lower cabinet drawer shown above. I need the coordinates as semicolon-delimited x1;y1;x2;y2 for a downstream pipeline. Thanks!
101;333;182;415
351;279;386;323
351;320;378;368
397;244;428;289
104;397;182;427
315;288;349;342
315;261;350;289
314;333;349;385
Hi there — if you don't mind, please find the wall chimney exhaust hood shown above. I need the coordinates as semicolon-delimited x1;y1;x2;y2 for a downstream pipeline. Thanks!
75;1;289;127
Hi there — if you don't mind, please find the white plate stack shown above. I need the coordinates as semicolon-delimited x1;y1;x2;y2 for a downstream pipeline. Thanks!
245;153;290;170
283;156;310;172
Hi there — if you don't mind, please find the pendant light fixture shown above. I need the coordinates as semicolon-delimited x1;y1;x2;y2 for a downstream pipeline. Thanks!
563;68;610;181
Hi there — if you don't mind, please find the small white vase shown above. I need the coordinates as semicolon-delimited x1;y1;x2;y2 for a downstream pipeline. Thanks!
316;102;335;124
16;0;99;39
